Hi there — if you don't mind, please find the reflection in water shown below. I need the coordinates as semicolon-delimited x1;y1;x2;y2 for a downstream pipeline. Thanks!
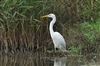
0;53;99;66
54;57;67;66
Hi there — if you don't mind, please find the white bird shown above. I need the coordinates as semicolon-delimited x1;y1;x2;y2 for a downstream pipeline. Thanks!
41;13;66;52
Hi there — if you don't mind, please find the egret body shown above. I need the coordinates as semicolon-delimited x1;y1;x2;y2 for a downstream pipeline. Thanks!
42;13;66;52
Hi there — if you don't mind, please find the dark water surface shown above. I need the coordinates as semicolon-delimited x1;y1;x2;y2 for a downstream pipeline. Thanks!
0;52;100;66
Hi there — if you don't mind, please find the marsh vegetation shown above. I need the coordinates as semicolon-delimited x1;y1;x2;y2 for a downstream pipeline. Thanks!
0;0;100;56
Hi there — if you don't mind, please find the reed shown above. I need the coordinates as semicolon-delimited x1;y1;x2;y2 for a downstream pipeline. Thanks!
0;0;100;54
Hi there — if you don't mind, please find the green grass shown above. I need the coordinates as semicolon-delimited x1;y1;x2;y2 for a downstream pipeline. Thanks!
80;20;100;44
67;19;100;55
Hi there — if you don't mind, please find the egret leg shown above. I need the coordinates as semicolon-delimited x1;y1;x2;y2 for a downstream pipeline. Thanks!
54;48;56;52
54;47;57;53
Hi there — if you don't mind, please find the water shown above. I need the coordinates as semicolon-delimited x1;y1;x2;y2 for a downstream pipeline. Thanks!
0;53;99;66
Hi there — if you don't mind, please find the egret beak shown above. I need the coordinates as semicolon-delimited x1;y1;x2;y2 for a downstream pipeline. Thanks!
41;15;48;19
40;15;48;22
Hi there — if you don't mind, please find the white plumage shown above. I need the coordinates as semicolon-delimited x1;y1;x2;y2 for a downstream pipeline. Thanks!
42;13;66;52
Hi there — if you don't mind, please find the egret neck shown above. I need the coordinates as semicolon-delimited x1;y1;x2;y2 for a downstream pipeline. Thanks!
49;16;56;37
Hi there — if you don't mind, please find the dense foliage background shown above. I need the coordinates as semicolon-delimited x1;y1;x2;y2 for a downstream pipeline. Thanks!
0;0;100;55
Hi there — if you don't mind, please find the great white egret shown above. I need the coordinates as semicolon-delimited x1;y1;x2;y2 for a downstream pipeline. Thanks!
41;13;66;52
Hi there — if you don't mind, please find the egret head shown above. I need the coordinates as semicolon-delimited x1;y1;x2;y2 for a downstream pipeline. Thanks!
47;13;55;18
41;13;56;19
